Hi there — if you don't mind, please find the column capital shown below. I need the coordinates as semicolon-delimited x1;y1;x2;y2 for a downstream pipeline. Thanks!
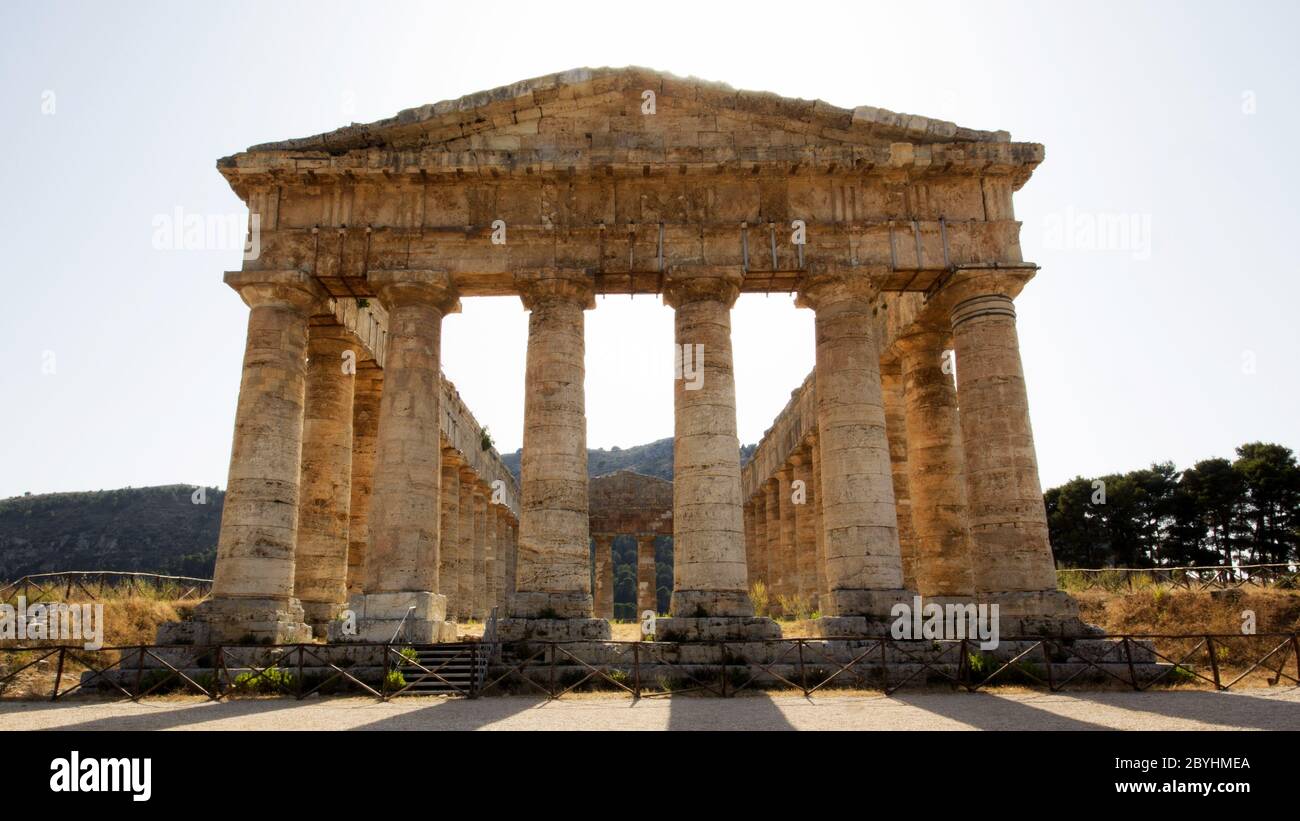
662;265;744;309
367;269;460;314
794;265;886;311
441;446;465;466
515;268;596;310
225;269;328;313
932;266;1035;316
458;464;478;483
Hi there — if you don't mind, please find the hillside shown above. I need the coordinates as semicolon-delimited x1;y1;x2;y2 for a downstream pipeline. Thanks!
502;437;757;481
0;439;763;581
0;485;222;580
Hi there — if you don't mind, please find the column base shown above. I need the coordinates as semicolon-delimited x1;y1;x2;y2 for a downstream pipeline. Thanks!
497;618;611;642
651;616;782;642
157;597;312;645
330;591;458;643
508;591;594;620
668;589;755;619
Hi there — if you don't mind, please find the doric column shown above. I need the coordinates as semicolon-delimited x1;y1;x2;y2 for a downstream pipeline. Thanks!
776;465;796;606
346;269;459;642
790;449;818;607
897;326;976;598
810;432;828;606
763;478;781;593
472;483;488;619
751;493;768;596
743;501;757;585
504;517;518;609
636;534;658;616
944;270;1077;627
438;448;463;619
492;506;509;614
346;363;383;597
190;270;324;644
485;494;499;613
294;323;355;635
593;533;615;619
505;269;608;640
662;266;757;623
796;268;909;626
880;360;919;591
456;465;477;621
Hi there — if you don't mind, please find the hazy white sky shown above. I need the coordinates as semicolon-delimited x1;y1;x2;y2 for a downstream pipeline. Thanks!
2;0;1296;499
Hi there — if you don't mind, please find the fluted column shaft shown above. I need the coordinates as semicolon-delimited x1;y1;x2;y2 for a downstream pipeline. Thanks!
456;466;477;621
663;267;752;618
346;364;382;597
751;494;768;594
763;479;781;593
636;534;658;615
363;271;457;597
473;485;487;618
294;325;355;630
880;362;919;591
898;328;976;597
511;270;595;619
593;533;615;619
776;466;796;604
797;271;907;617
791;451;818;605
439;451;463;618
947;280;1057;597
810;433;828;606
204;271;322;642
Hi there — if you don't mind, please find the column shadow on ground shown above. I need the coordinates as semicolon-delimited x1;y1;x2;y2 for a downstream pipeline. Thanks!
349;694;546;730
887;691;1114;730
666;692;797;731
30;697;303;731
1063;689;1300;731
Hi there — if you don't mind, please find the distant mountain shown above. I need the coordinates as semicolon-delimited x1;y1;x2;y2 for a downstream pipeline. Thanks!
0;485;222;580
1;439;762;580
501;437;758;481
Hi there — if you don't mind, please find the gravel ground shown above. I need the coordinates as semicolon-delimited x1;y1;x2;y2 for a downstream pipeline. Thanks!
4;687;1300;730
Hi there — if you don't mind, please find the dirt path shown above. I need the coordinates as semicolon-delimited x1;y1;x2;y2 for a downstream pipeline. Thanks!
4;687;1299;731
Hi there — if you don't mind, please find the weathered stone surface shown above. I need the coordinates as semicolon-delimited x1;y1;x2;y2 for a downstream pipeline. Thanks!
294;324;355;634
346;364;382;597
344;269;458;641
195;69;1087;646
796;269;909;616
192;270;326;643
897;327;975;598
662;266;756;621
510;269;596;620
636;534;658;615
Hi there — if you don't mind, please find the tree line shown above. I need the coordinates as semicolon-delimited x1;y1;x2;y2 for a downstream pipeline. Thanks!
1045;442;1300;568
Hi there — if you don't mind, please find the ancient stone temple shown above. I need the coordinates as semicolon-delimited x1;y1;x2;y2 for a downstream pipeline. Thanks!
180;66;1085;645
589;470;673;619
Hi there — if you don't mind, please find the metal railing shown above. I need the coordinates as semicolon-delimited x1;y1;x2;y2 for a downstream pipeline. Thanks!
0;572;213;602
7;632;1294;701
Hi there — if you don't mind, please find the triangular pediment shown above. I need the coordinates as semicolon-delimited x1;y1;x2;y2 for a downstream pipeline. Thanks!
234;66;1012;162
